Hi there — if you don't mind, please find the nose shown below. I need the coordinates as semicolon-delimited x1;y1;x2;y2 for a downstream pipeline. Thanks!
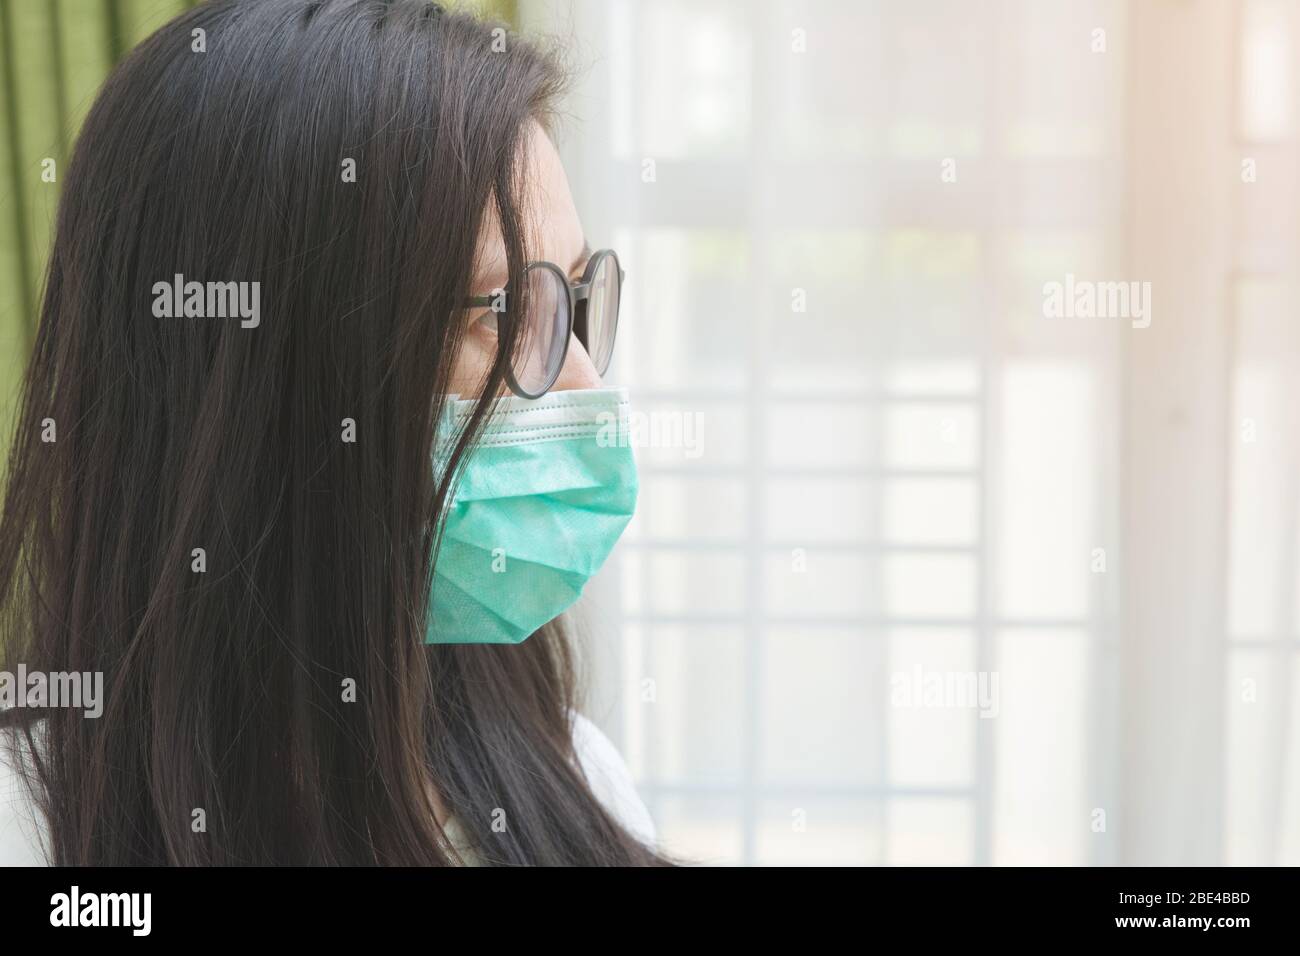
550;332;602;392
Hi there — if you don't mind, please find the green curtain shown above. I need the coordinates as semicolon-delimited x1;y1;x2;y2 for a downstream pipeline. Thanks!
0;0;516;464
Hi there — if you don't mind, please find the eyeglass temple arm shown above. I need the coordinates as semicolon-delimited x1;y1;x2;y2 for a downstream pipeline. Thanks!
572;267;627;302
463;269;624;309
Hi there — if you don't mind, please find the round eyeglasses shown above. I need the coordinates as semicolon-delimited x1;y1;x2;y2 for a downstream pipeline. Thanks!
464;248;623;399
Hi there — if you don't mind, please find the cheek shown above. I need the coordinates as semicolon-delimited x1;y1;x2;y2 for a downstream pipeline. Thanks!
550;333;603;392
447;320;499;398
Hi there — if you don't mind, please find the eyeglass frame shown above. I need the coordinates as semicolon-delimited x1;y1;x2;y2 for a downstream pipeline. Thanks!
463;247;625;399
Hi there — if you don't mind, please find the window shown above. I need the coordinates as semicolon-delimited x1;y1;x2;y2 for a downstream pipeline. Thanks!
542;0;1126;865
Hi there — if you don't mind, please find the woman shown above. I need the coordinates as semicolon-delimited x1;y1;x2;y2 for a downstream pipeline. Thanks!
0;0;665;866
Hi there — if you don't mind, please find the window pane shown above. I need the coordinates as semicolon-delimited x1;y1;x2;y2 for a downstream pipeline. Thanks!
762;629;883;787
628;476;748;542
617;0;752;159
993;629;1090;865
882;479;978;545
887;798;975;865
766;477;877;543
623;624;746;786
655;796;745;865
768;401;880;469
763;552;876;618
997;362;1094;619
884;403;979;470
883;554;976;619
1239;0;1295;142
888;629;978;787
1227;278;1299;641
625;550;745;616
619;230;750;391
1223;649;1287;865
757;798;881;866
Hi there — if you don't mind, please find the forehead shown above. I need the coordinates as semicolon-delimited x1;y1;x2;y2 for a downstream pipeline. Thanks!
471;120;585;291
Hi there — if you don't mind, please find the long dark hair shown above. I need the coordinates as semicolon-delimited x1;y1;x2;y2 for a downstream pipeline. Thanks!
0;0;665;866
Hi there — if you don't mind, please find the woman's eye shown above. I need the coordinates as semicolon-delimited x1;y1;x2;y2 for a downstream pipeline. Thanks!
475;310;499;333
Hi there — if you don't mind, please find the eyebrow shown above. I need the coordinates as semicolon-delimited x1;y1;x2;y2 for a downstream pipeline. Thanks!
569;240;592;276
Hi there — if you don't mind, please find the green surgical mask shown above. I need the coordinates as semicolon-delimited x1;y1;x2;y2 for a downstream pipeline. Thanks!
426;387;638;644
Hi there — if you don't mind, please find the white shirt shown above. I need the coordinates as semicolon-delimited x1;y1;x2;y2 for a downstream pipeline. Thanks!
0;712;654;865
